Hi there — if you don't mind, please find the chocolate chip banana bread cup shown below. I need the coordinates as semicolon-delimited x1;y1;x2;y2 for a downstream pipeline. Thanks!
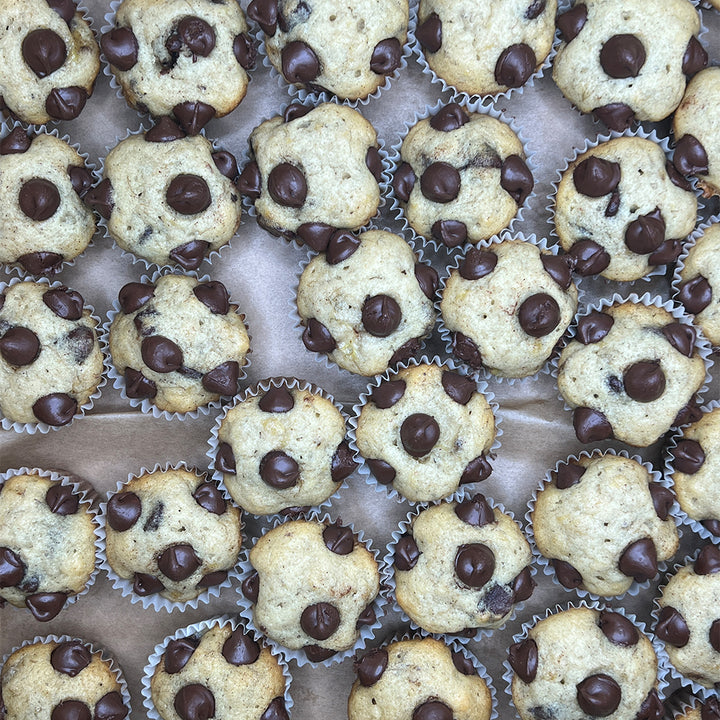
237;513;384;666
106;272;250;418
142;615;293;720
555;293;710;448
349;358;499;503
295;229;437;377
208;377;357;517
0;277;106;433
390;101;535;251
0;125;96;277
100;0;255;135
528;450;680;600
100;464;243;612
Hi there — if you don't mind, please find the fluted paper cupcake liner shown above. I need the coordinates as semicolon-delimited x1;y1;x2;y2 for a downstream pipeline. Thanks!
347;354;502;504
526;448;683;602
103;268;251;421
0;275;109;434
98;462;244;613
141;613;294;720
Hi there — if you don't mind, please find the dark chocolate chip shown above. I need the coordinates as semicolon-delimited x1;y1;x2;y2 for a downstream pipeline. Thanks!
394;534;420;570
62;325;94;361
300;601;340;640
68;166;92;197
124;367;157;398
192;482;226;515
623;361;665;402
234;32;256;69
710;619;720;653
518;293;560;337
297;222;335;251
389;337;421;367
454;542;495;588
495;43;536;88
0;547;24;587
51;640;90;676
604;189;620;217
170;239;209;271
400;413;440;457
192;281;230;316
362;294;401;337
576;674;621;717
196;569;227;588
649;483;674;521
17;251;62;275
145;117;186;143
143;501;163;532
51;700;91;720
624;208;665;254
0;326;40;366
326;230;360;264
683;36;707;76
331;441;357;481
322;523;354;555
356;603;376;627
702;699;720;720
636;689;664;720
452;331;483;369
649;238;682;266
166;174;211;215
141;335;183;374
281;41;319;83
260;698;288;720
22;29;66;78
672;438;706;475
431;219;467;247
661;322;695;357
173;101;216;136
32;393;77;426
414;263;439;300
133;572;165;595
413;701;452;720
441;371;475;405
460;248;498;280
556;3;587;42
701;519;720;537
455;493;494;526
25;592;66;621
355;648;388;687
367;458;395;484
500;155;534;204
460;455;492;484
45;86;87;120
94;691;127;720
107;491;141;531
370;38;402;75
0;127;30;154
451;650;476;676
430;103;468;132
177;16;215;57
674;134;709;176
47;0;76;24
420;162;460;203
371;379;406;409
100;27;138;71
512;566;536;603
174;684;215;720
573;156;621;198
695;544;720;575
600;34;645;78
674;399;703;428
202;361;239;395
525;0;547;19
393;162;416;202
45;483;79;515
260;450;299;489
302;318;336;353
568;239;611;276
555;462;585;489
211;151;238;181
259;385;294;413
573;407;613;443
268;162;307;208
541;255;573;290
247;0;278;36
43;287;83;320
679;276;712;315
242;571;259;602
85;178;113;219
508;638;538;683
553;559;583;588
666;160;692;191
19;178;60;221
222;629;260;665
158;544;201;581
283;103;312;123
618;537;657;581
593;102;635;132
416;12;442;53
599;609;639;646
484;583;513;615
656;605;690;647
164;637;199;673
303;645;336;662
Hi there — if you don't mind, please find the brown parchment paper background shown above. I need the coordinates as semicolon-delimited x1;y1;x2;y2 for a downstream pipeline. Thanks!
2;2;720;717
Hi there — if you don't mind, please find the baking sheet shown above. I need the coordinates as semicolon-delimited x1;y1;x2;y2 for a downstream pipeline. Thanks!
2;2;720;717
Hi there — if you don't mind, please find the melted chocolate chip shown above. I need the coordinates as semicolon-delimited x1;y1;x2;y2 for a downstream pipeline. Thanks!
22;29;66;78
666;160;692;191
625;208;665;254
371;379;406;409
32;393;77;426
649;483;674;521
196;569;227;588
573;156;621;197
242;570;259;602
268;162;307;207
674;399;703;428
431;219;467;247
331;441;357;481
430;103;468;132
555;462;585;489
124;368;157;398
674;134;709;176
518;293;560;337
600;34;646;78
512;566;536;603
702;699;720;720
484;583;513;615
367;458;395;484
455;494;494;526
389;337;421;367
19;178;60;221
202;361;239;395
47;0;76;24
695;544;720;575
623;361;665;402
141;335;183;373
45;86;87;120
0;326;40;366
158;544;201;581
649;238;682;266
133;572;165;595
618;537;657;581
51;640;91;676
297;222;335;251
212;151;239;181
259;385;295;413
500;155;534;204
177;16;215;57
43;287;83;320
0;127;30;154
0;547;24;587
661;322;695;357
413;701;452;720
679;275;712;315
604;189;620;217
101;27;138;71
568;239;611;276
710;619;720;653
393;162;416;202
356;603;376;627
173;101;216;136
415;263;439;300
370;38;402;75
192;482;226;515
701;520;719;537
174;684;215;720
525;0;547;20
356;648;388;687
441;371;475;405
573;407;613;443
553;559;583;588
362;295;401;337
326;230;360;264
420;162;460;203
323;523;354;555
248;0;278;35
234;32;256;69
683;36;707;76
656;606;690;647
222;629;260;665
556;3;587;42
394;534;420;570
45;483;79;515
85;178;113;219
27;593;67;621
164;637;199;673
416;12;442;53
365;146;383;183
454;543;495;588
170;239;209;270
576;674;621;717
107;491;141;531
260;697;289;720
508;638;538;683
636;689;663;720
260;450;299;489
593;103;635;132
599;609;639;646
300;601;340;640
52;701;91;720
461;455;492;484
166;174;211;215
283;104;312;124
460;248;498;280
17;251;63;275
541;255;573;290
400;413;440;457
146;117;185;144
304;645;336;662
94;691;127;720
281;41;319;83
302;318;336;353
191;281;230;316
453;331;483;369
495;43;536;88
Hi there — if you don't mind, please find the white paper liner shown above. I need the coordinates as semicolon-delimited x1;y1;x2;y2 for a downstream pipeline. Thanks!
546;126;706;287
387;98;538;256
436;231;583;384
98;462;244;613
651;547;720;698
526;448;683;602
551;291;714;447
236;510;386;667
206;375;356;520
0;122;99;279
102;268;252;421
347;354;503;504
662;399;720;542
382;489;535;644
0;633;132;717
0;466;102;620
501;599;672;716
0;275;109;434
140;613;294;720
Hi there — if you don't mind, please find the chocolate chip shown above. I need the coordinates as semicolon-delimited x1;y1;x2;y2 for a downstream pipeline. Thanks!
508;638;538;683
600;34;646;78
674;399;703;428
115;285;152;319
619;537;657;581
19;178;60;221
166;174;211;215
541;255;573;290
259;385;294;413
142;501;163;532
512;566;536;603
247;0;278;36
94;691;127;720
624;208;665;254
370;37;402;75
124;367;157;398
413;701;452;720
145;117;185;143
552;559;583;588
665;160;692;191
173;101;215;136
45;483;79;515
460;455;492;484
283;103;312;124
414;263;439;299
281;41;319;83
555;462;585;489
24;592;65;621
400;413;440;457
389;337;421;367
452;332;483;369
133;572;165;595
441;371;475;405
416;12;442;53
679;275;712;315
174;684;215;720
65;326;95;362
32;393;77;426
100;27;138;71
367;458;395;484
304;645;336;662
573;407;613;443
702;699;720;720
656;605;690;647
420;162;460;203
107;491;141;531
576;674;621;717
710;619;720;653
525;0;547;19
302;318;336;353
0;547;24;587
649;483;674;521
22;29;66;78
202;361;239;395
454;543;495;588
300;601;340;640
242;570;259;602
0;326;40;365
355;648;388;687
500;155;534;204
356;603;376;627
636;689;664;720
260;450;299;489
702;519;720;537
210;151;239;182
331;441;357;481
296;222;335;251
51;700;91;720
192;482;226;515
593;102;635;132
43;287;83;320
234;32;256;69
164;637;199;674
322;523;354;555
431;219;467;247
556;3;587;42
85;178;113;219
326;230;360;264
495;43;536;88
518;293;560;337
361;148;383;186
158;544;201;581
141;335;183;374
573;156;621;198
671;439;705;476
16;251;62;276
45;86;87;121
177;16;215;57
371;379;406;409
196;569;227;588
0;127;30;154
430;103;468;132
260;698;289;720
484;583;513;615
674;134;709;176
394;534;420;570
683;36;707;76
623;360;665;402
66;166;92;199
362;294;401;337
455;494;494;526
393;162;416;202
661;322;695;357
220;628;260;666
598;609;639;646
460;248;498;280
568;239;611;276
604;189;621;217
695;543;720;575
268;162;307;208
170;239;209;271
51;640;91;676
47;0;76;24
649;238;682;266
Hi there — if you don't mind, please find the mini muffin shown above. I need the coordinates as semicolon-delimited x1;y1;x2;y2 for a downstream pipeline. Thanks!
0;281;104;427
101;0;255;134
0;127;95;276
0;0;100;124
237;102;383;248
553;0;707;130
86;119;242;271
103;466;242;605
0;470;97;621
108;274;250;415
508;605;663;720
296;229;437;376
149;621;290;720
349;636;493;720
354;362;497;502
655;544;720;689
556;299;707;447
440;239;578;378
1;637;129;720
673;67;720;198
249;0;409;101
531;452;679;597
666;406;720;539
416;0;556;97
393;103;533;248
675;223;720;346
391;494;534;635
213;379;356;516
554;135;698;282
241;517;380;663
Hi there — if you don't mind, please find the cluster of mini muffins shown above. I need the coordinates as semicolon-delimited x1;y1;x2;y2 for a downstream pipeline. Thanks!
2;0;720;719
